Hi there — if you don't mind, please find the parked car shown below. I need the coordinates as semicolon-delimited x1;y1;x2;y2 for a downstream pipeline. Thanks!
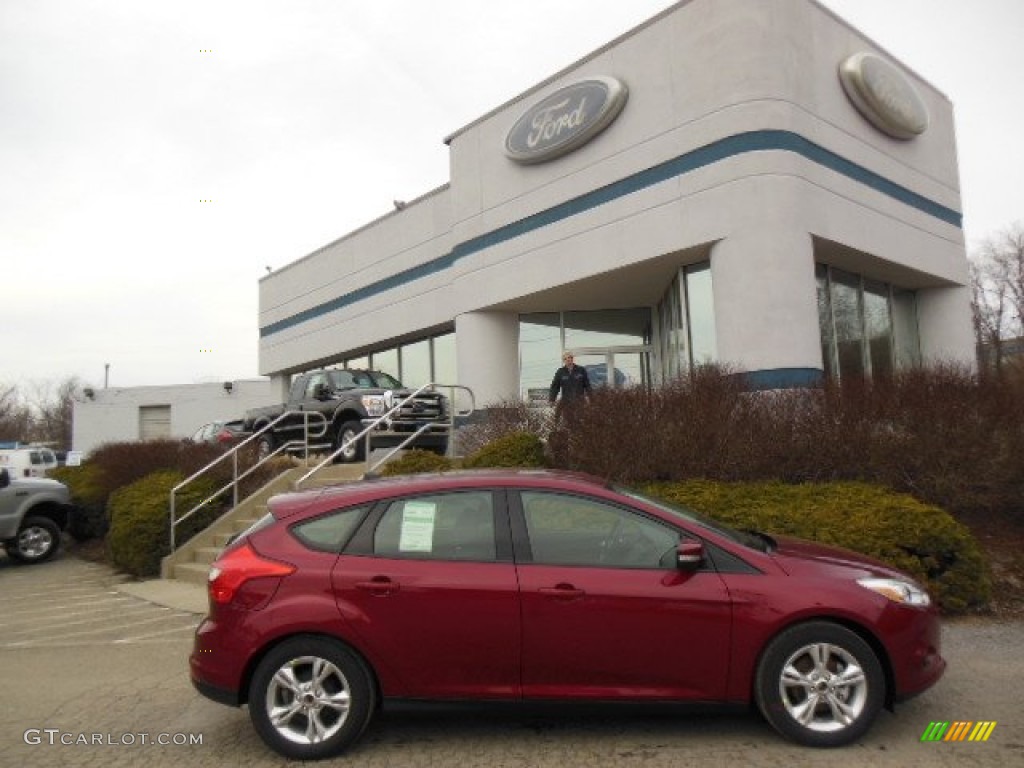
0;467;73;563
190;469;944;760
189;419;248;446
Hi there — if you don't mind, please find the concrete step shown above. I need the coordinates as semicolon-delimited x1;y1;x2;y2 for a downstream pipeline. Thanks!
174;561;212;586
192;546;224;566
231;517;263;533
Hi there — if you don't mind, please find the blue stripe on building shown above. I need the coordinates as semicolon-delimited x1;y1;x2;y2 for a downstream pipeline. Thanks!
260;129;962;338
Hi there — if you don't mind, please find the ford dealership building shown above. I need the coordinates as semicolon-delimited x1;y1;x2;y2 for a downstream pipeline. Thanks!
256;0;974;408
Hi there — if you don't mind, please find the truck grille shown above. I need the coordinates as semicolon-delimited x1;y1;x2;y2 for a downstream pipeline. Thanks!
395;393;446;422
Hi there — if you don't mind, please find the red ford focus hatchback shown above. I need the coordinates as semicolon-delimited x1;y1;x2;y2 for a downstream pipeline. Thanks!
190;469;944;759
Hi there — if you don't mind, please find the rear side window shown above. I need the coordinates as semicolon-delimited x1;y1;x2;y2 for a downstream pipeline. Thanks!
292;505;370;553
373;492;496;562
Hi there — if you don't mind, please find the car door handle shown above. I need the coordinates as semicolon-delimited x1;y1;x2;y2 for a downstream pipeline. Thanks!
356;578;400;596
538;584;585;600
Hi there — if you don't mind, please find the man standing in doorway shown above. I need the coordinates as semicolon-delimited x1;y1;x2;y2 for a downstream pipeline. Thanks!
549;352;592;410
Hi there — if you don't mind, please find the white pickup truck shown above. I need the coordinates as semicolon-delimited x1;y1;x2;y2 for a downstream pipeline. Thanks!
0;468;73;564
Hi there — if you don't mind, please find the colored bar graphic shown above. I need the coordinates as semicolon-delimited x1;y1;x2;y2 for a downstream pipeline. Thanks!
921;721;996;742
969;722;997;742
945;721;972;741
921;722;949;741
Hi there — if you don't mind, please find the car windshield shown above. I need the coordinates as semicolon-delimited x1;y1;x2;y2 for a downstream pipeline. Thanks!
329;370;403;390
615;486;771;552
368;371;402;389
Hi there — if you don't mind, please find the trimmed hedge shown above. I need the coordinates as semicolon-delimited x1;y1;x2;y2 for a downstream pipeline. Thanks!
380;449;455;477
462;431;546;469
50;463;109;541
107;470;222;578
642;479;990;614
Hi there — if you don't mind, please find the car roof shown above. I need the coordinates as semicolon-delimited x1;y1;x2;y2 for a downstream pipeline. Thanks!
268;468;613;518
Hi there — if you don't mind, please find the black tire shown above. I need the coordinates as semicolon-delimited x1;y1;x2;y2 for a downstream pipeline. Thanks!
755;621;885;747
333;421;365;464
6;516;61;564
248;636;376;760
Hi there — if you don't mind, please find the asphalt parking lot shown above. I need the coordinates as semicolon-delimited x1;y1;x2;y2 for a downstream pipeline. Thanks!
2;552;1022;767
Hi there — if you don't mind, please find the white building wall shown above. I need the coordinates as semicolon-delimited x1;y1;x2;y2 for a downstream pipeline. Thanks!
72;379;276;456
255;0;974;396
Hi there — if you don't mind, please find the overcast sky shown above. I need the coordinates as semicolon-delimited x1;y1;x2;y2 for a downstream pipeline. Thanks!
2;0;1022;390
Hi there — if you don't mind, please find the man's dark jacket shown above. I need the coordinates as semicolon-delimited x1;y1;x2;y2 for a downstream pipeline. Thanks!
549;364;592;403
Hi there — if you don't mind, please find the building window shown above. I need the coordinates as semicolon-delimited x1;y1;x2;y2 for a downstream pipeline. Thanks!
519;314;561;401
655;261;716;384
342;332;457;391
518;310;652;399
817;264;919;379
401;339;432;389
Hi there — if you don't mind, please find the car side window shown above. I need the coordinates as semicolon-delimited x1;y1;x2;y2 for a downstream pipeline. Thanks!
521;491;679;569
305;373;327;399
291;505;370;553
373;492;496;562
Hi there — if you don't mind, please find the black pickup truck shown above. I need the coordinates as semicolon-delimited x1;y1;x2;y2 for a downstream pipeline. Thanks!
244;369;449;463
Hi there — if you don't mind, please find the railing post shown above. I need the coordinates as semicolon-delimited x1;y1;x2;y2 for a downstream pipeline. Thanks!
169;490;176;552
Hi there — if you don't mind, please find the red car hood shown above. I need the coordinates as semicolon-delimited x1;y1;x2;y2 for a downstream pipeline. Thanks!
768;534;907;580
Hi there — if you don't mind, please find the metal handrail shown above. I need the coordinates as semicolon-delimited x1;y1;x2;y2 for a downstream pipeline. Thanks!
169;409;328;551
294;383;475;488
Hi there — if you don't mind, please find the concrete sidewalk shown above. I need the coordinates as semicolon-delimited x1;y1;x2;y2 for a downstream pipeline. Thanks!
116;576;209;614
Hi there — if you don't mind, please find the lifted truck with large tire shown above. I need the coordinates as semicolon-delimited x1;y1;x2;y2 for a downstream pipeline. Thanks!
244;369;449;463
0;467;73;564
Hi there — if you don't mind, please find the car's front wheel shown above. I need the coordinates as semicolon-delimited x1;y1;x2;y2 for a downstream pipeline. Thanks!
5;516;61;564
755;621;885;747
333;421;365;463
248;636;376;760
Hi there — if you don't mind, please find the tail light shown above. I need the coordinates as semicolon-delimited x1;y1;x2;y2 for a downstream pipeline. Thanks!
208;542;295;606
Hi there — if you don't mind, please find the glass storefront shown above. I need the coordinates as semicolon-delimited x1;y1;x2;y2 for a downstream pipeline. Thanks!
816;263;920;379
342;332;457;391
518;261;718;398
654;260;717;385
519;309;654;399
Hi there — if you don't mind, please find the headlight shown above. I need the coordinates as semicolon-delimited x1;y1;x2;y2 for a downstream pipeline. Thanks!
857;577;931;607
361;395;387;417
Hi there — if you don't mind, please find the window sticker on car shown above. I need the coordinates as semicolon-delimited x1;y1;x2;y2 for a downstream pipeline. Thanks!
399;501;437;552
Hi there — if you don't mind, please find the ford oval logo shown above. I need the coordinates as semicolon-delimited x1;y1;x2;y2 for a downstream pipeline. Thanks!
505;76;628;164
839;52;928;140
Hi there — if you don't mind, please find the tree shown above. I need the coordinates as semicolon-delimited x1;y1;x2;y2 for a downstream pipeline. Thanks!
0;384;34;442
30;376;85;449
969;223;1024;374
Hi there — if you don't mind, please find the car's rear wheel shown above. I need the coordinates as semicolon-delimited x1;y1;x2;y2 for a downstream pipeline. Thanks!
249;636;376;760
6;516;61;563
755;621;884;747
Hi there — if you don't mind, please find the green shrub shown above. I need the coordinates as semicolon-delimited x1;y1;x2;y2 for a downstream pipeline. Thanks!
642;480;990;614
107;470;222;578
462;431;547;469
50;464;110;540
380;449;455;476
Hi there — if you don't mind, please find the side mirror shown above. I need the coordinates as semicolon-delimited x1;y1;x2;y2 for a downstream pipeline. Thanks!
314;383;329;400
677;539;704;571
0;468;9;489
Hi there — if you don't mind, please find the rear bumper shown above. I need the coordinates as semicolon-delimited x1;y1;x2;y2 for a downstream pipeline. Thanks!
191;674;242;707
